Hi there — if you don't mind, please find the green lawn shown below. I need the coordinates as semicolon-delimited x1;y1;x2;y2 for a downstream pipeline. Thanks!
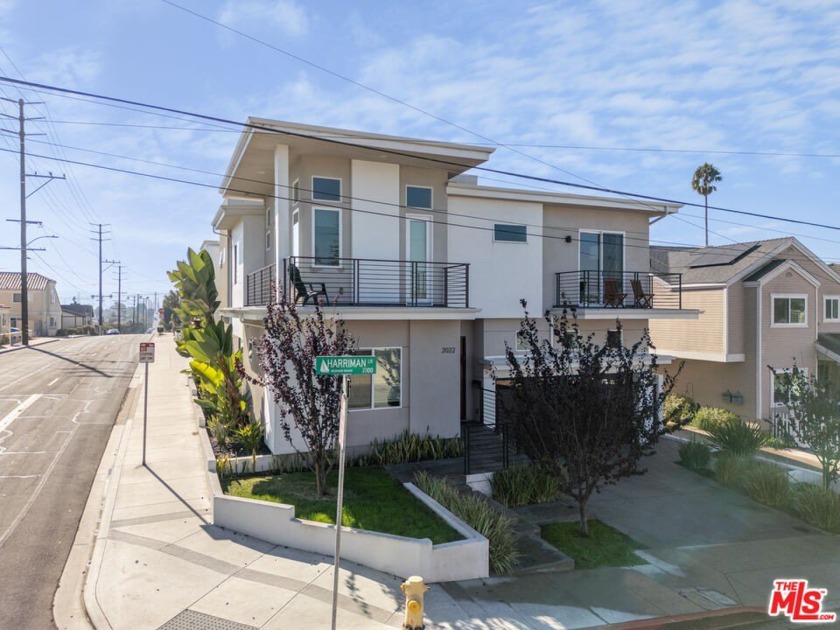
541;520;647;570
223;467;462;544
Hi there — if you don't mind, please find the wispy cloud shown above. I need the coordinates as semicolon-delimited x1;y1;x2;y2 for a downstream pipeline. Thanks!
218;0;308;38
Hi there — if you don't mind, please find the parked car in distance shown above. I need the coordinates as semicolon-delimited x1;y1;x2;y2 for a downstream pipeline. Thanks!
106;329;120;335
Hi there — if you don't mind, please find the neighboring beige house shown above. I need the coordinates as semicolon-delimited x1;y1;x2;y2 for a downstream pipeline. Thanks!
213;118;697;458
0;272;62;336
650;237;840;424
61;301;94;329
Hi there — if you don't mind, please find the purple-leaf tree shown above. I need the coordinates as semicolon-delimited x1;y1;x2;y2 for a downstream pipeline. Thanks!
497;301;682;536
245;288;354;496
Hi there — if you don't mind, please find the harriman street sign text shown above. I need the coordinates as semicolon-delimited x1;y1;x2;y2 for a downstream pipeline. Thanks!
315;355;377;376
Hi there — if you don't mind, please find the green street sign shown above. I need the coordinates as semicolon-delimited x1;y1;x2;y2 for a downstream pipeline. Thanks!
315;355;377;376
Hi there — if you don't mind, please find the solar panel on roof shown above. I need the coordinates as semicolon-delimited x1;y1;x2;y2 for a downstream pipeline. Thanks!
689;243;757;268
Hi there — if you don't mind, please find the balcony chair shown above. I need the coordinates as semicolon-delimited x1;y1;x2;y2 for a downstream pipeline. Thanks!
603;278;627;308
289;263;329;306
631;278;654;308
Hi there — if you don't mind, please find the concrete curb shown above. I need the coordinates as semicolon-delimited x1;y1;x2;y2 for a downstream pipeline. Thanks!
80;362;145;630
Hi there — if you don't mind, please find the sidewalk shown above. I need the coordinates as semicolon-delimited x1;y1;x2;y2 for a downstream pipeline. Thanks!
73;337;840;629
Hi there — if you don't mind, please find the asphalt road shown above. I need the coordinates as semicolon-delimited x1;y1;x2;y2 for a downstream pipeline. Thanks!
0;335;140;630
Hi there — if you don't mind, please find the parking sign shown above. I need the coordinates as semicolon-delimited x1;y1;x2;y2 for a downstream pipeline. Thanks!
139;342;155;363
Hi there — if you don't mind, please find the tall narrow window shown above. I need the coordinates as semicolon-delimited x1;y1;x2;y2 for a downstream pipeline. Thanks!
265;208;272;250
292;179;300;205
579;231;624;304
233;243;239;284
291;210;300;258
312;177;341;202
825;296;840;322
314;208;340;266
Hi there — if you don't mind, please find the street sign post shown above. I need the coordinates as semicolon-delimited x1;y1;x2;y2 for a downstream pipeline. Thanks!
139;343;155;466
314;355;377;630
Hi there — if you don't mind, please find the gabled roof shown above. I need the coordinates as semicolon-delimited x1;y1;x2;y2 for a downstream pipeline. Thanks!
61;303;93;317
650;237;839;286
0;272;55;291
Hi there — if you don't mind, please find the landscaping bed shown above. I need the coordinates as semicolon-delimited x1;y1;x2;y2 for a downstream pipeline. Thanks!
541;520;647;570
223;467;462;544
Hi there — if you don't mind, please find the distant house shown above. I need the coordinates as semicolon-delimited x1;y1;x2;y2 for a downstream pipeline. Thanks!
649;237;840;423
0;272;62;336
61;301;94;329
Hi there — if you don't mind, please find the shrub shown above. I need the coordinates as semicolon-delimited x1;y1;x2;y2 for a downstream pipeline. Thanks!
664;394;699;426
794;483;840;533
0;334;7;346
235;421;265;468
693;406;739;432
708;418;770;455
208;416;235;450
714;452;753;488
355;429;463;467
678;439;711;472
491;464;563;507
744;462;791;509
414;471;519;574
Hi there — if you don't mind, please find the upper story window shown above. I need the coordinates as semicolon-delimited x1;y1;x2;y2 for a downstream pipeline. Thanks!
825;296;840;322
292;179;300;205
606;329;622;349
312;176;341;202
13;293;21;303
265;208;272;250
494;224;527;243
406;185;432;209
50;290;56;304
772;294;807;327
314;208;340;266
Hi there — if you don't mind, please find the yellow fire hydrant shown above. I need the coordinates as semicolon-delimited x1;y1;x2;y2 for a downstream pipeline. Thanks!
400;575;428;630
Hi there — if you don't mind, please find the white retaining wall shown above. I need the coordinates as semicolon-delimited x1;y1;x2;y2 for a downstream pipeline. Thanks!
200;431;489;582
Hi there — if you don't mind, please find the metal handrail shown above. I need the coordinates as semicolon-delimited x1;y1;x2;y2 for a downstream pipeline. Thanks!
554;270;683;309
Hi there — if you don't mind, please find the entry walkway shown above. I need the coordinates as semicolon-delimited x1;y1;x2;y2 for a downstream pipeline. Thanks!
70;336;840;628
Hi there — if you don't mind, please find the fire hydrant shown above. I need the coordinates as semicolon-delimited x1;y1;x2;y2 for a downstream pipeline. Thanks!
400;575;428;630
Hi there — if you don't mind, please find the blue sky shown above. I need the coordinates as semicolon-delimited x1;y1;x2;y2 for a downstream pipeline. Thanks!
0;0;837;304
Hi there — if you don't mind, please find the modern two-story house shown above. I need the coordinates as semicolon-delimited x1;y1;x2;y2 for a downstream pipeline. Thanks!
212;119;697;457
650;237;840;424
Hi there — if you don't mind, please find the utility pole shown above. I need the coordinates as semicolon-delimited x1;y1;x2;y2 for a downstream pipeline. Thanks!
90;223;112;334
108;261;122;331
0;97;64;345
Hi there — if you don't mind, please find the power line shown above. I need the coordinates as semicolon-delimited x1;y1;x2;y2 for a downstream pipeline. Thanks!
1;74;836;238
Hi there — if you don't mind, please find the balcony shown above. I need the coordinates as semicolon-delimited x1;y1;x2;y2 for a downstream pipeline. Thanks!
245;257;469;308
554;270;683;310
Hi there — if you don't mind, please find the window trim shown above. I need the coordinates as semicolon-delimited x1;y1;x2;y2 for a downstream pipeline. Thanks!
265;208;272;250
824;295;840;323
233;243;239;284
292;179;300;206
771;293;808;328
348;347;403;411
406;185;433;210
493;223;528;243
311;206;342;268
311;176;342;202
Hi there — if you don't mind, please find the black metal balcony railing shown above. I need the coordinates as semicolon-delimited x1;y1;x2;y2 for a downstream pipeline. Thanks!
245;257;470;308
245;264;275;307
554;270;683;310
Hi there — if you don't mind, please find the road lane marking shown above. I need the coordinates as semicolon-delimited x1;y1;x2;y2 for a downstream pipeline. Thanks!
0;364;51;393
0;423;79;547
0;394;41;434
0;475;39;479
47;377;59;387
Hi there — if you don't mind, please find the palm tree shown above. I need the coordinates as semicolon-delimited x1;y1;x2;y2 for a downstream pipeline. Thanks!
692;163;722;247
